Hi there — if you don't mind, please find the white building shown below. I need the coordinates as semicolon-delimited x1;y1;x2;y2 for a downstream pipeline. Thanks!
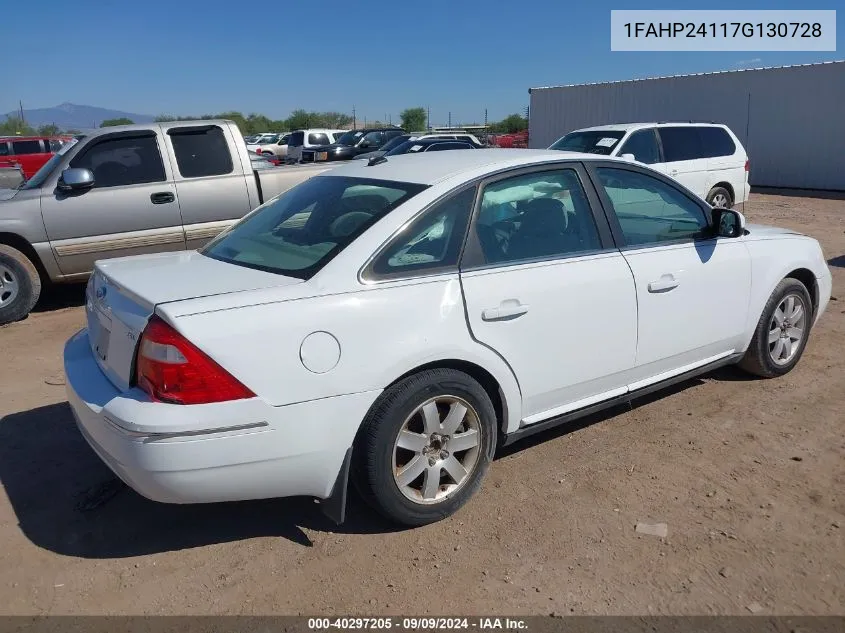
529;61;845;190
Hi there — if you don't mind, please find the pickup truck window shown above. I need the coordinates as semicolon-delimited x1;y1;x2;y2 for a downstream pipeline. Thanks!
308;133;330;145
201;176;427;279
0;143;9;156
169;126;234;178
70;134;166;188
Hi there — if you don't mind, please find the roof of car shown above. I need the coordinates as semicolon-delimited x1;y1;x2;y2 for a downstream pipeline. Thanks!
321;148;610;185
570;122;728;133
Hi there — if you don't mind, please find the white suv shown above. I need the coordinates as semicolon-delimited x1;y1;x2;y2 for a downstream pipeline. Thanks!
286;129;348;163
550;123;749;209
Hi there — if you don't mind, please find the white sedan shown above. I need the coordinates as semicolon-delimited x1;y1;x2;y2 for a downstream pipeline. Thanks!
64;150;833;526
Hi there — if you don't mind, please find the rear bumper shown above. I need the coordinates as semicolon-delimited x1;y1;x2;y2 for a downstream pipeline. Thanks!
64;328;380;504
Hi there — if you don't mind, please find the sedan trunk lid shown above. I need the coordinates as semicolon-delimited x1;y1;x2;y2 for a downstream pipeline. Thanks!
86;250;302;392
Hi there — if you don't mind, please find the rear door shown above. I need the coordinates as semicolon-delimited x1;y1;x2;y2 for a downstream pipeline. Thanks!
459;163;638;423
163;124;253;249
654;127;710;199
40;129;185;277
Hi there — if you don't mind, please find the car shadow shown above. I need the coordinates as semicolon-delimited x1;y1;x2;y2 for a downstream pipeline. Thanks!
32;283;86;313
827;255;845;269
0;402;400;558
1;366;754;558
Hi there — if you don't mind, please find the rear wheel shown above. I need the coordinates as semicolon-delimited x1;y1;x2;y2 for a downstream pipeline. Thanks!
0;244;41;325
706;186;733;209
353;368;497;526
738;278;812;378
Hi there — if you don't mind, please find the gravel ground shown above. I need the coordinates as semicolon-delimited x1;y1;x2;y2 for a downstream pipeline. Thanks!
0;192;843;616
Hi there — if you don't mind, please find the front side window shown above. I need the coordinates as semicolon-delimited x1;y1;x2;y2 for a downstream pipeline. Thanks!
11;140;43;155
362;131;386;147
658;127;704;162
169;126;233;178
595;167;709;246
475;169;601;265
370;186;475;277
202;176;427;279
288;131;305;147
70;134;166;188
619;129;660;164
549;130;625;155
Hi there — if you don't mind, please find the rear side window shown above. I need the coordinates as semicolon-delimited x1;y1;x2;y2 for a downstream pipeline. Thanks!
169;126;233;178
308;133;330;145
619;129;660;164
698;127;737;158
11;140;43;155
370;186;476;278
70;134;166;188
658;127;704;162
0;143;9;156
288;131;305;147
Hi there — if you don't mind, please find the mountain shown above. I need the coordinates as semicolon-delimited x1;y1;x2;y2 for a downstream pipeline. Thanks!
2;102;155;130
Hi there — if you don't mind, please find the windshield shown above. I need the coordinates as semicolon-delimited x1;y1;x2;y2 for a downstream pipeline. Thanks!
335;131;364;146
377;135;411;153
201;176;428;279
21;135;85;190
549;130;625;155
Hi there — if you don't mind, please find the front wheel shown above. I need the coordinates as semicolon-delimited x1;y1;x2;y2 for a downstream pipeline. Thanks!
353;368;497;526
738;278;812;378
706;186;733;209
0;244;42;325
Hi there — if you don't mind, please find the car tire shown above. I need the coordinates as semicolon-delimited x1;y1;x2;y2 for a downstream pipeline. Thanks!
0;244;42;325
738;278;813;378
352;368;497;526
706;186;733;209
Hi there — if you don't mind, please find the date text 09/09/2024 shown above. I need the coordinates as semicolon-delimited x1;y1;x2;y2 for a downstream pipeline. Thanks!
623;22;822;39
307;618;528;630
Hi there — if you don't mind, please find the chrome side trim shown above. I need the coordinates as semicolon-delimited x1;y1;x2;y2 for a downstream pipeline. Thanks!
184;220;237;242
104;417;269;440
53;230;185;256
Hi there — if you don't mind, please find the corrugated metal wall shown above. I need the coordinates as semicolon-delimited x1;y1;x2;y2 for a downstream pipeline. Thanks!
529;62;845;190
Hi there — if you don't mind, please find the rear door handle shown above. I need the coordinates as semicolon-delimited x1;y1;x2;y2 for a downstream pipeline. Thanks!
481;300;529;321
150;192;175;204
648;274;680;293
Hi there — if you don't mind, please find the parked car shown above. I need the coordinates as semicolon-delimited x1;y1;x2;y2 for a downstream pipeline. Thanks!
0;121;334;325
286;129;348;163
549;123;749;209
0;136;64;179
383;138;476;156
300;128;406;163
248;150;277;169
62;149;832;528
354;133;484;161
251;133;292;158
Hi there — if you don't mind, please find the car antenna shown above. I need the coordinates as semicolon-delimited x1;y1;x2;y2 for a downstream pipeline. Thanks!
367;155;388;166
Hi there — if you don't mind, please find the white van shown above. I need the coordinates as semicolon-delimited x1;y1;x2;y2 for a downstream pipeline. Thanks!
549;122;749;209
286;129;348;163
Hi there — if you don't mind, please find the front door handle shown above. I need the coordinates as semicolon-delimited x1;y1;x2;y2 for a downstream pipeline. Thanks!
481;300;529;322
150;192;175;204
648;274;680;293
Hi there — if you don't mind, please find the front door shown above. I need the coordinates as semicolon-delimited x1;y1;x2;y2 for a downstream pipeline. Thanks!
40;128;185;277
589;163;751;388
459;164;638;423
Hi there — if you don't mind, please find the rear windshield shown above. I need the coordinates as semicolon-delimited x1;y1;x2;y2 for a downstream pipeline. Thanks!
549;130;626;155
201;176;428;279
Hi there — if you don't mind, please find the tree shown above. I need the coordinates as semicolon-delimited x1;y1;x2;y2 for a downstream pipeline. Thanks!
400;107;427;132
0;116;34;136
489;113;528;134
285;109;311;131
37;124;61;136
100;117;134;127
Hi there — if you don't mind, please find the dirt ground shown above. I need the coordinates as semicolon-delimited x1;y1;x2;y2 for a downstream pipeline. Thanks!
0;192;843;616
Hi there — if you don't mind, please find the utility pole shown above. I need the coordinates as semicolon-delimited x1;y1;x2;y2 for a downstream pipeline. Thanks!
427;106;430;132
352;106;356;130
448;111;451;129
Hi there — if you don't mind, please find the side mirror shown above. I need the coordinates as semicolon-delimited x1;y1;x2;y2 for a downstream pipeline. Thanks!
620;153;637;162
57;168;95;192
712;207;746;238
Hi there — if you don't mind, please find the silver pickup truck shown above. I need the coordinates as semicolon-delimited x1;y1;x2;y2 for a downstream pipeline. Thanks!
0;120;333;324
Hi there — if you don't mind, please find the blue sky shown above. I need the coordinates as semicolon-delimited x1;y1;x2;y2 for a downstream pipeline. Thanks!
2;0;841;124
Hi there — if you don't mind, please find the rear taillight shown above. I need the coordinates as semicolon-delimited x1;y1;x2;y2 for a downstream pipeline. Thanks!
135;316;255;405
745;159;750;172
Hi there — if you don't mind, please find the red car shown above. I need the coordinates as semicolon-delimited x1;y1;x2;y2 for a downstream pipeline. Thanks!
0;136;66;179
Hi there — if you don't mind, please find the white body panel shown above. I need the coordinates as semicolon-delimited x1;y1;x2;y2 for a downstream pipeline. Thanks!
63;151;832;507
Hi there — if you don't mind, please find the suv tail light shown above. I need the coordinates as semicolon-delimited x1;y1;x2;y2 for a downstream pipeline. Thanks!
135;316;255;405
744;160;750;172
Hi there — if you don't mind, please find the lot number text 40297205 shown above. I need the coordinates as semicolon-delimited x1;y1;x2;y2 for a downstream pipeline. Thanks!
307;617;528;630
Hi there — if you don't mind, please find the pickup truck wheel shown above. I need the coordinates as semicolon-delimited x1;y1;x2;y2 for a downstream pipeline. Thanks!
706;186;733;209
0;244;41;325
738;278;812;378
352;368;496;526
